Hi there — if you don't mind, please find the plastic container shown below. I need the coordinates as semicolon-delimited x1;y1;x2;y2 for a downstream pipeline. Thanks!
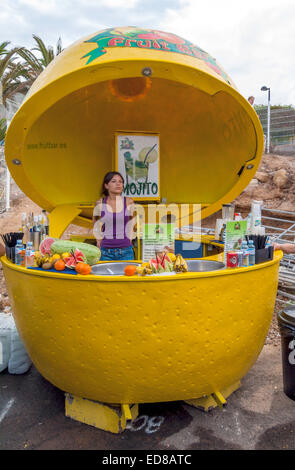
278;308;295;401
248;240;256;266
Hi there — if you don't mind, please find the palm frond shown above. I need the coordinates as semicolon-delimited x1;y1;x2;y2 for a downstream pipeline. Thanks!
0;118;7;142
32;34;51;65
17;48;42;73
0;47;23;77
0;41;11;56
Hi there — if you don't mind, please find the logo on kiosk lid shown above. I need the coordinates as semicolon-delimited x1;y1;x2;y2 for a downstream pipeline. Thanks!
82;27;231;84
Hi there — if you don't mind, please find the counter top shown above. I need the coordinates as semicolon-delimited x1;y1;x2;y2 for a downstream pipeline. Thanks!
1;250;283;281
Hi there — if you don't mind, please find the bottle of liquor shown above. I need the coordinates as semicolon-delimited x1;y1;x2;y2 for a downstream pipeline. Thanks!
33;215;41;251
20;213;28;245
41;210;49;236
28;212;34;243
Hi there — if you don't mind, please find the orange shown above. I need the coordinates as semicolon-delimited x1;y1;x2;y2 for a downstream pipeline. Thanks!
75;262;91;275
54;259;65;271
124;265;137;276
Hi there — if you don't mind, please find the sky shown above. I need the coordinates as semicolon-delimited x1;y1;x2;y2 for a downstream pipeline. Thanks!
1;0;295;106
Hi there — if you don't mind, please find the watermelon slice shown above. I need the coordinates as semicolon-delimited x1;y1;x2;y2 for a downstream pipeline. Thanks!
64;249;86;269
39;237;57;255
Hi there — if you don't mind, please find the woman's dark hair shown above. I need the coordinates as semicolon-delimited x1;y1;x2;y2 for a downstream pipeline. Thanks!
102;171;124;196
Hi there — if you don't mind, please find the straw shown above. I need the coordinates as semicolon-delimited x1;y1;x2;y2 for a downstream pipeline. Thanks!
1;232;24;247
245;234;267;250
143;144;157;165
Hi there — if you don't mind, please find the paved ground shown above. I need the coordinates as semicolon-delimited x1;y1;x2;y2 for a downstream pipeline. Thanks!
1;344;295;451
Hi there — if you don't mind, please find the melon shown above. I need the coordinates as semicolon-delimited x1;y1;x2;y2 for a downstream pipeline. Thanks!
39;237;57;255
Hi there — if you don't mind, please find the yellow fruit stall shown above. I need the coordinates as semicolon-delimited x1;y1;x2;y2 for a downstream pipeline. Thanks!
2;27;282;433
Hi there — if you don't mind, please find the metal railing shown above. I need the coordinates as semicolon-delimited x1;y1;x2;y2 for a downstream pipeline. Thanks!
257;107;295;155
261;207;295;306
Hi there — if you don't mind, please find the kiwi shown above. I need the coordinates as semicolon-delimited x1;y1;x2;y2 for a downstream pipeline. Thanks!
42;262;53;270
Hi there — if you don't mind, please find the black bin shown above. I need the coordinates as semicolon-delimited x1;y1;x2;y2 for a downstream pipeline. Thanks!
278;307;295;401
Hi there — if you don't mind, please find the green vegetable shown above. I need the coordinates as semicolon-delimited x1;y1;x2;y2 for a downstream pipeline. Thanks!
51;240;101;265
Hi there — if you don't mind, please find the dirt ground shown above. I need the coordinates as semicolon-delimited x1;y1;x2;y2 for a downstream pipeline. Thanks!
0;152;293;347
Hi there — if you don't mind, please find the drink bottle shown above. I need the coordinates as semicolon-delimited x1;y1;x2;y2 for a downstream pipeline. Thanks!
248;240;256;266
25;241;35;267
241;241;249;267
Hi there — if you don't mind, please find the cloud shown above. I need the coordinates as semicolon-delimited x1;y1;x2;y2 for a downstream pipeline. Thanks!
159;0;295;104
0;0;294;104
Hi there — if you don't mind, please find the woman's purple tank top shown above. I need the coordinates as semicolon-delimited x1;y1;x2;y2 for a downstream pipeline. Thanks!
100;197;132;249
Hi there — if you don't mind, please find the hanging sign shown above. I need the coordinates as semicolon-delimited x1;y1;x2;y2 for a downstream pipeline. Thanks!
115;132;160;201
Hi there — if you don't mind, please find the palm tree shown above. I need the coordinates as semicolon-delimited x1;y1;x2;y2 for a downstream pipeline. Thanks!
18;35;63;85
0;41;27;107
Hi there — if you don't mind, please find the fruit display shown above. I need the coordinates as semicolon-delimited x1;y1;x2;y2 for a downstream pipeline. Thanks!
50;240;101;265
35;252;63;270
135;252;188;276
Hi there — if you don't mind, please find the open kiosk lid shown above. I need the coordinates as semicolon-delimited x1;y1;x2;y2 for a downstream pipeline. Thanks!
5;27;264;235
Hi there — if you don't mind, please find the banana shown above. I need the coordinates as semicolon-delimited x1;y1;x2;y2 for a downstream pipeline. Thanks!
144;267;152;275
173;254;188;273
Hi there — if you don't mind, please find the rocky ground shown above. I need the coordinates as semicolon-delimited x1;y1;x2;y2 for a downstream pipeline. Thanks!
0;152;294;347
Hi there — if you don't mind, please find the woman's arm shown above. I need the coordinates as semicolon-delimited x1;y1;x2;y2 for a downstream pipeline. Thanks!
93;199;103;247
273;243;295;254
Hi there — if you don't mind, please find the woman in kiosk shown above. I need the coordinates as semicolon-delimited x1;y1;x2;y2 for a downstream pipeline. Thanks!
93;171;135;261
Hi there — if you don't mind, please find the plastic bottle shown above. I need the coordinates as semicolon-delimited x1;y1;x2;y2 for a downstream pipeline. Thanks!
25;241;35;267
250;200;262;234
248;240;256;266
241;241;249;267
219;223;226;243
15;239;25;266
15;240;23;265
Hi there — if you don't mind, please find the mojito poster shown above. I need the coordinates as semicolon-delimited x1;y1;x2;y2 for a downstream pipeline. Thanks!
116;132;160;200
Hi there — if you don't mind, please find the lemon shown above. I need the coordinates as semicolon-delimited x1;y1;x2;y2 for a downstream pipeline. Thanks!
51;254;61;261
61;252;70;259
167;253;176;262
138;146;158;164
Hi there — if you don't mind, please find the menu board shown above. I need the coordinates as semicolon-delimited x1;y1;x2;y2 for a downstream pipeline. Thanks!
223;220;248;264
142;223;175;263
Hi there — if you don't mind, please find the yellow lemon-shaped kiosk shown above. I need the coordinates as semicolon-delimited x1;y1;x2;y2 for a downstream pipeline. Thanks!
3;27;281;432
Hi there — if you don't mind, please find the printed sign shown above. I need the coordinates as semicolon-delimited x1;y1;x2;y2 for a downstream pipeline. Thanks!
81;27;232;85
223;220;248;264
116;132;160;200
142;223;174;263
